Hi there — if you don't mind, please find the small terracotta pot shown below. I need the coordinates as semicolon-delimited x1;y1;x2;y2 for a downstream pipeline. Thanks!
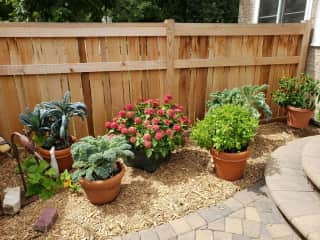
210;149;250;181
287;106;313;129
79;162;125;205
37;136;76;172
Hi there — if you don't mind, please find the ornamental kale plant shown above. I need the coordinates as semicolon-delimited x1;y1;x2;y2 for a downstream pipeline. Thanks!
207;84;272;120
20;91;87;150
272;74;320;110
105;95;191;160
71;135;134;182
191;104;259;153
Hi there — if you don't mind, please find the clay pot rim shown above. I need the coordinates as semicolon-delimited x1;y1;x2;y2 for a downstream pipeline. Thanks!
37;136;76;154
79;162;125;188
287;105;313;113
210;148;250;162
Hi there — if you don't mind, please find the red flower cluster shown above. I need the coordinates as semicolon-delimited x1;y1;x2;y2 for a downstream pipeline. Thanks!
105;95;191;159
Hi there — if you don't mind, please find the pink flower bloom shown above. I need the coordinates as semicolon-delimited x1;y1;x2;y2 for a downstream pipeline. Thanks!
163;119;171;126
128;127;136;135
152;118;160;125
134;117;142;124
144;108;154;115
105;121;112;128
147;124;153;130
144;140;152;148
164;95;173;103
152;125;160;131
110;122;118;129
167;109;174;117
173;124;181;132
119;110;126;118
155;131;163;141
118;124;126;130
174;108;182;113
125;104;133;111
130;137;136;143
126;111;135;119
172;114;178;119
108;134;115;139
143;133;152;141
121;128;128;134
143;120;150;126
157;109;164;116
166;129;172;136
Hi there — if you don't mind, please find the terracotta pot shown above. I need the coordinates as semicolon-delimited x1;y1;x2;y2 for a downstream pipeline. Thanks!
37;136;76;172
210;149;250;181
287;106;313;129
79;162;125;205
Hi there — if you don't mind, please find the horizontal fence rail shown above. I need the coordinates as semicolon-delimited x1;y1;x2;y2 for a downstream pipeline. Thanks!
0;20;312;139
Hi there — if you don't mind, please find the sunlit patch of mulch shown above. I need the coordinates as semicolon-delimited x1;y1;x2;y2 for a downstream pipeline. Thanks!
0;121;319;240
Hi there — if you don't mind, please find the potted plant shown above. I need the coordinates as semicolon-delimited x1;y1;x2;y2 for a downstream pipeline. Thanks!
272;74;320;128
105;95;191;172
71;135;134;204
207;84;272;120
191;104;259;181
19;91;87;171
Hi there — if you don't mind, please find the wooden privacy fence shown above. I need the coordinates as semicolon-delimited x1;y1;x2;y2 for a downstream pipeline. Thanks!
0;20;312;139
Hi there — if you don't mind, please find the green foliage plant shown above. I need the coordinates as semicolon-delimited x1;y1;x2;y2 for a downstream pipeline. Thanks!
20;91;87;150
207;84;272;120
21;156;62;200
191;104;259;153
272;74;320;110
71;135;134;182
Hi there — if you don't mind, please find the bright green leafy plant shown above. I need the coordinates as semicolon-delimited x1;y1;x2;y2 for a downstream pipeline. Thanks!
71;135;134;182
20;91;87;150
272;74;320;110
191;104;259;152
207;84;272;120
21;157;62;200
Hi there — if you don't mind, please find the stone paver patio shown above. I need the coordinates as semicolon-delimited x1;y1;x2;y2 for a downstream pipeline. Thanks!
113;182;300;240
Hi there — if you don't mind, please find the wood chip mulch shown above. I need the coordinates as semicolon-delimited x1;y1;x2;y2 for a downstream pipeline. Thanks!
0;122;319;240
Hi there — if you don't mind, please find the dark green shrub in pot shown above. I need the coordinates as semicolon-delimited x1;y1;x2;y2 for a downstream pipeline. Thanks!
71;135;134;204
19;91;87;171
207;84;272;120
272;74;320;128
191;104;259;181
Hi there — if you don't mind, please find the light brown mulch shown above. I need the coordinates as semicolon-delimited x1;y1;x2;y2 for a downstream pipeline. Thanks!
0;121;319;240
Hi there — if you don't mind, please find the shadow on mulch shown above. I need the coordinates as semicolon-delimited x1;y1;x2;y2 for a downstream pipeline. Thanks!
128;148;212;186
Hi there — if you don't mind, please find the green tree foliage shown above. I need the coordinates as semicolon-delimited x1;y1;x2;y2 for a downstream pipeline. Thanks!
0;0;240;22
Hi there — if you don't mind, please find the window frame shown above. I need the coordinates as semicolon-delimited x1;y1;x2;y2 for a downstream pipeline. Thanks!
255;0;313;23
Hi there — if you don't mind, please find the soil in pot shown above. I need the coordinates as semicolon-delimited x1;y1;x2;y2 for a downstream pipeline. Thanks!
287;106;313;129
79;162;125;205
37;136;76;172
210;149;250;181
124;149;170;173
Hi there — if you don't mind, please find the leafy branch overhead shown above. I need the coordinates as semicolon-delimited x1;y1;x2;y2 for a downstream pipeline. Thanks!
207;84;272;120
71;135;134;182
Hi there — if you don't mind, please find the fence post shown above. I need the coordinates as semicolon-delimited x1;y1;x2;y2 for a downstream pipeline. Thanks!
78;38;95;136
164;19;178;102
296;21;312;76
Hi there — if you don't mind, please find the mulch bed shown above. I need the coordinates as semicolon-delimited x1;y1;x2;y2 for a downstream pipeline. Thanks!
0;121;319;240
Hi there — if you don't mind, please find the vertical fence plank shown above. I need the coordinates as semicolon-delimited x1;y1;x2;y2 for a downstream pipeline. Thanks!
297;21;312;76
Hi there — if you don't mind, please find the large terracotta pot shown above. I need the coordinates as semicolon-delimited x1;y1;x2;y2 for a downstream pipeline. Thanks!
210;149;250;181
287;106;313;129
79;162;125;205
124;149;170;173
37;136;76;172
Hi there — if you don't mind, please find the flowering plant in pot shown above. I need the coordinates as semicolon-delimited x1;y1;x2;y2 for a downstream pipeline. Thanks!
19;91;87;171
71;135;134;204
272;74;320;128
191;104;259;181
105;95;191;172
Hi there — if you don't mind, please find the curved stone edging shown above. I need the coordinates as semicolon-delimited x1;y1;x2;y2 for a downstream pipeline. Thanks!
265;136;320;240
302;136;320;190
